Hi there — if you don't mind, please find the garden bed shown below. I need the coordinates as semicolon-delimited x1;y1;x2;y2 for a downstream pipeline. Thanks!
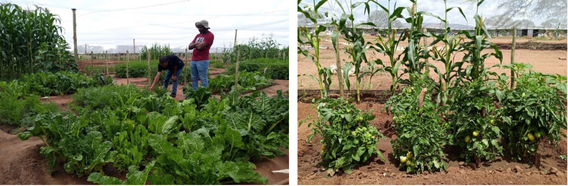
0;73;289;185
297;101;567;185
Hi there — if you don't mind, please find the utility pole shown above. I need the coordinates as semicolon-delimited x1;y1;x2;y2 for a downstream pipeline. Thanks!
72;8;78;63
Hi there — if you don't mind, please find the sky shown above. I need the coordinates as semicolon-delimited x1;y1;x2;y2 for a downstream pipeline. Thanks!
299;0;551;28
5;0;290;53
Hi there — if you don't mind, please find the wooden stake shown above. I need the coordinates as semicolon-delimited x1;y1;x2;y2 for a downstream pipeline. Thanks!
126;50;129;84
105;51;108;76
234;49;240;93
510;27;517;89
90;51;93;74
133;39;136;61
72;8;78;64
423;27;429;72
185;48;189;85
147;48;151;87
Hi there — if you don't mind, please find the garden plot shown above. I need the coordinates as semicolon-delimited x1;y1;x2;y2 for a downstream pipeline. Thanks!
0;72;289;185
298;0;567;184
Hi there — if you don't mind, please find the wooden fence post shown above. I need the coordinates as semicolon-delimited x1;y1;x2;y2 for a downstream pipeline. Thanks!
133;39;136;61
185;48;189;85
90;51;93;75
234;48;240;94
105;51;109;76
511;27;517;89
126;50;129;84
148;49;151;87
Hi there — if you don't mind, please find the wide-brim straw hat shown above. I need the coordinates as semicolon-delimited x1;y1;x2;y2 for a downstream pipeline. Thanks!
195;20;210;29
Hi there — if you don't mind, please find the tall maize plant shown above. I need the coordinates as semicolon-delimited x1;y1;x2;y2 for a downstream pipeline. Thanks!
0;3;77;80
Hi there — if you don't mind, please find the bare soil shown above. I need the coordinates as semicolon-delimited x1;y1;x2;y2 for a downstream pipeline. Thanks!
0;64;290;185
297;37;568;184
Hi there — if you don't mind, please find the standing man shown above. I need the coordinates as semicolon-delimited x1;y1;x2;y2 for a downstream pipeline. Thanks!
188;20;214;90
150;54;184;98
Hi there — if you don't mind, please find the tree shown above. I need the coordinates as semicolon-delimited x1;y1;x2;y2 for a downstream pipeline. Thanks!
541;19;567;29
517;19;536;28
484;15;519;29
368;9;389;28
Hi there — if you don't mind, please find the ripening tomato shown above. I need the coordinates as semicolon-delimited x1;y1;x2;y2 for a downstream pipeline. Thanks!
527;133;535;141
400;156;407;163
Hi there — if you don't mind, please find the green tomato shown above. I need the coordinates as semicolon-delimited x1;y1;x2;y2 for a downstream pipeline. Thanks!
490;119;495;125
472;130;480;137
406;152;413;159
406;89;412;94
465;135;471;143
406;160;412;166
351;131;357;136
522;93;526;97
534;131;541;138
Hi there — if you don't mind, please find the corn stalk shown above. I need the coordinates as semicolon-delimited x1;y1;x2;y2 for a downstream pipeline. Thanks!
334;0;374;102
0;3;77;80
298;0;329;99
369;0;407;95
428;0;467;104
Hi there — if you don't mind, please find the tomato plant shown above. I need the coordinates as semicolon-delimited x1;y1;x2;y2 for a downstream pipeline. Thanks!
446;79;504;165
305;97;385;175
384;72;448;173
500;63;567;162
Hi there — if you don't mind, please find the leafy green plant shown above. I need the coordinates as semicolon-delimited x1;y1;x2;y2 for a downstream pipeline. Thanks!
18;112;116;176
147;130;268;185
221;90;289;159
20;71;112;96
111;125;150;172
225;58;289;80
0;94;58;127
88;161;155;185
304;97;385;175
384;72;448;173
206;71;272;94
500;63;567;162
18;82;287;184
